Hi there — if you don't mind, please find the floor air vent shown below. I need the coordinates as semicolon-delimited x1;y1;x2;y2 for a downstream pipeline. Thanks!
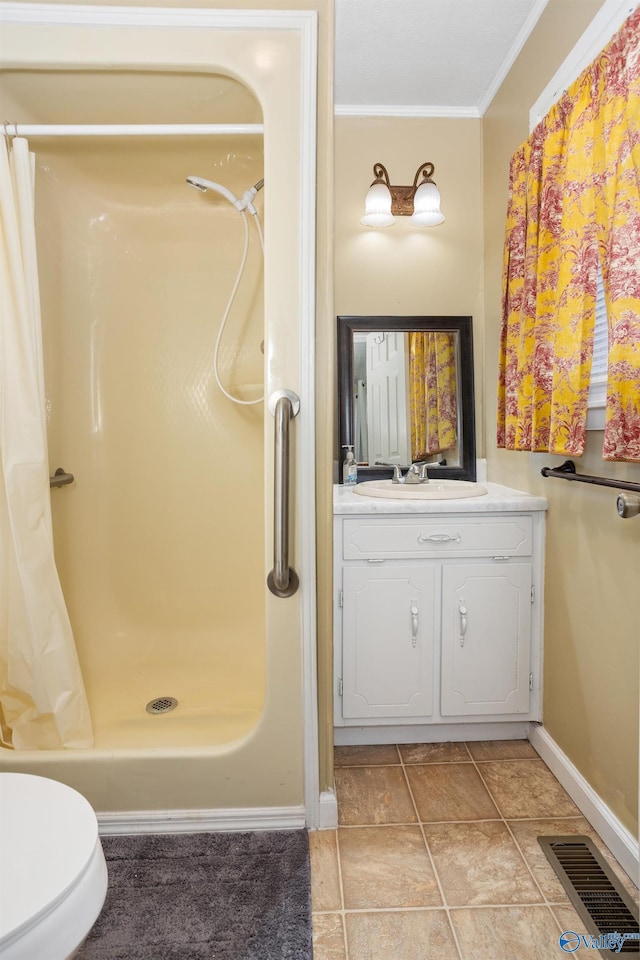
538;836;639;957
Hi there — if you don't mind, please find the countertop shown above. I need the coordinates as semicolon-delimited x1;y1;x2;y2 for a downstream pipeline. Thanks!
333;481;548;515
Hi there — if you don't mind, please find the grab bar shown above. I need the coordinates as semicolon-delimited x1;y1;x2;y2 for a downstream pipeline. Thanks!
49;467;74;488
541;459;640;494
267;390;300;598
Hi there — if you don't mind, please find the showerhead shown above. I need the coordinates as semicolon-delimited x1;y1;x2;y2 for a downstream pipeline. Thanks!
186;176;241;208
186;175;264;214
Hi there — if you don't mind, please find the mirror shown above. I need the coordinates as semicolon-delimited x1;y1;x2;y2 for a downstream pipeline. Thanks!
337;315;477;482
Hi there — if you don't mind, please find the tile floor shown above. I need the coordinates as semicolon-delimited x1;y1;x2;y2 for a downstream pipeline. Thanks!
309;740;639;960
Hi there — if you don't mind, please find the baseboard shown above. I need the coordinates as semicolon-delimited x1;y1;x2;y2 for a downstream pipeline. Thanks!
316;788;338;829
334;721;531;746
97;804;306;836
529;724;639;883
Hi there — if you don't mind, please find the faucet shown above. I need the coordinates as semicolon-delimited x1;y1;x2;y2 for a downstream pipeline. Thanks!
391;462;430;484
404;463;430;484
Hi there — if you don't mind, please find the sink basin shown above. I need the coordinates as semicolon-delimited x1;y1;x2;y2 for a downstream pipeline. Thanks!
353;479;488;500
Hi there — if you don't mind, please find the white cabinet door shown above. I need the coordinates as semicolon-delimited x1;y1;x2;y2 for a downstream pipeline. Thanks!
342;565;435;719
441;563;532;716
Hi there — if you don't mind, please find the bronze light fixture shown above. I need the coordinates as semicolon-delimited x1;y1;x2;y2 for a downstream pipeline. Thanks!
361;161;444;227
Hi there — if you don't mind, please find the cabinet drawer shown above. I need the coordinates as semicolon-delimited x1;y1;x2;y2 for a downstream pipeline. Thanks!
343;516;533;559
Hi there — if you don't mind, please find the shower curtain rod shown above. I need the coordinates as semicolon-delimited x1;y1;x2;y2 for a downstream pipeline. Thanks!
4;123;264;137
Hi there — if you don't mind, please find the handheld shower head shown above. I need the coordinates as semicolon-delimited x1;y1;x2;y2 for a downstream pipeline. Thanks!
186;172;265;407
186;175;264;215
186;176;242;209
186;177;207;193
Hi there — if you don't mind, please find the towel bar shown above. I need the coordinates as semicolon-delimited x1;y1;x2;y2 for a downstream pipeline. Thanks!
540;460;640;494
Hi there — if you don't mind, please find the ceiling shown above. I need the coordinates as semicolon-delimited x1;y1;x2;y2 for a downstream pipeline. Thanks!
334;0;549;117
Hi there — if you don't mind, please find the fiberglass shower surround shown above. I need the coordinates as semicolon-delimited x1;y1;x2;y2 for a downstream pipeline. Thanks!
0;1;319;829
1;121;265;750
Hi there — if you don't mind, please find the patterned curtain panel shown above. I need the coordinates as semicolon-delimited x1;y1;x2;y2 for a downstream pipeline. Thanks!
409;332;458;459
498;7;640;461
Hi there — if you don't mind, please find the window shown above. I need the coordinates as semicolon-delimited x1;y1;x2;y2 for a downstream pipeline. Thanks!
529;1;634;432
586;269;608;430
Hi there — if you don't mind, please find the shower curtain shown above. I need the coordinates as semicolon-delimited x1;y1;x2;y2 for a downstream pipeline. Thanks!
0;135;93;749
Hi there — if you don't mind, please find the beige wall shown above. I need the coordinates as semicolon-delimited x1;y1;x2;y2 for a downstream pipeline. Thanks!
483;0;638;835
334;116;485;446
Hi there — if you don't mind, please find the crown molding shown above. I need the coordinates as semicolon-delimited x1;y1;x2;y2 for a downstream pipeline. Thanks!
478;0;549;116
334;104;480;119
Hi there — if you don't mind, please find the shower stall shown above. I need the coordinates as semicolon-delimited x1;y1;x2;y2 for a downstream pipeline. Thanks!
0;5;319;828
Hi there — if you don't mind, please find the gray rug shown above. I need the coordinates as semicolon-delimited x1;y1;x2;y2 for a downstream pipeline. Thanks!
77;830;312;960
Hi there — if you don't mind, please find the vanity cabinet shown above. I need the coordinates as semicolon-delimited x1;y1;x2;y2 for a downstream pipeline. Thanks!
333;485;547;740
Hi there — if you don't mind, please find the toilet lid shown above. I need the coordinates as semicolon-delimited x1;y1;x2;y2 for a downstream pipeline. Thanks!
0;773;100;944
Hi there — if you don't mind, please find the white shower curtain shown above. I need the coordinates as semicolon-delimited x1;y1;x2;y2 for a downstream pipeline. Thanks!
0;135;93;749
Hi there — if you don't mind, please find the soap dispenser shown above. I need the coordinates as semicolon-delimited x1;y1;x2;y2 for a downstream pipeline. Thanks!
342;445;358;485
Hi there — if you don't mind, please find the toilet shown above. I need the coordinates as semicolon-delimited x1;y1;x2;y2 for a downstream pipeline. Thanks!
0;773;108;960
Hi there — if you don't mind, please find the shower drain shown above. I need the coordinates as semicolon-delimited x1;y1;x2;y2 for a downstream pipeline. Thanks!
145;696;178;715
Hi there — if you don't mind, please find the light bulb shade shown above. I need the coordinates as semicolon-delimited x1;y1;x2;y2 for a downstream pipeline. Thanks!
361;181;394;227
410;180;444;226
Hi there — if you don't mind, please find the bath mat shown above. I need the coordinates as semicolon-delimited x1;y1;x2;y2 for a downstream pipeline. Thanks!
77;829;312;960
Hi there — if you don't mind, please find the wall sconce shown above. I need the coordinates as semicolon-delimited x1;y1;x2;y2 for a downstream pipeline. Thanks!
361;161;445;228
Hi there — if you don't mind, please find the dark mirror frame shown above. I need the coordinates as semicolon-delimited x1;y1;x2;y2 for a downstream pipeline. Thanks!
337;315;477;482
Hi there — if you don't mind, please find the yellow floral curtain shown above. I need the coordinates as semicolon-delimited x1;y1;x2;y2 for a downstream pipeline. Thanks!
409;332;457;458
497;8;640;461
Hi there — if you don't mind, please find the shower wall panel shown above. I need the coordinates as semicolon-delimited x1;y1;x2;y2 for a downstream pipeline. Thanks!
38;138;266;746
